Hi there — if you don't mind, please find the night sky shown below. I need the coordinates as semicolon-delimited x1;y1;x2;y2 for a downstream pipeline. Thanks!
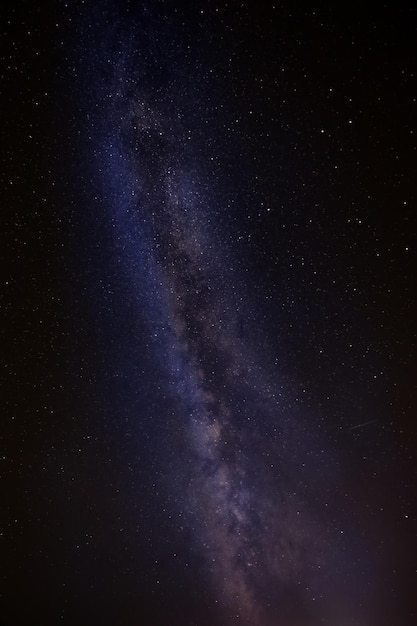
2;2;417;625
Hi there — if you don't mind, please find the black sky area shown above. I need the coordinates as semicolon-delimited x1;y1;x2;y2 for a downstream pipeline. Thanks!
2;2;417;626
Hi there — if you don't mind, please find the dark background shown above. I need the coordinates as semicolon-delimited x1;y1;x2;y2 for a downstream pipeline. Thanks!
2;1;417;625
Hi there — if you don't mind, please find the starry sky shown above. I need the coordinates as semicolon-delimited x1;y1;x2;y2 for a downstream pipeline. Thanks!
2;2;417;625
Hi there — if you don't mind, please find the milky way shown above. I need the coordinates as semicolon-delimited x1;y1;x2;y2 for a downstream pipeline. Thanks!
82;5;376;624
